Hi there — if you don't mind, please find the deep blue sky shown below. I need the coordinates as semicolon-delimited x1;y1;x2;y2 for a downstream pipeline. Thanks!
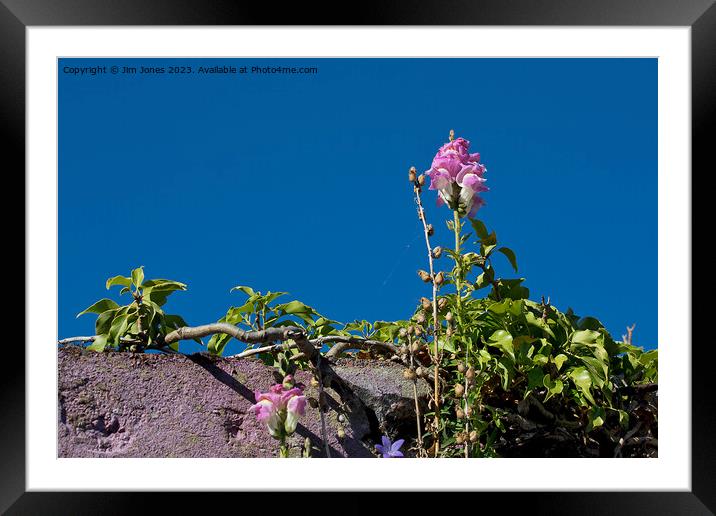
59;58;657;353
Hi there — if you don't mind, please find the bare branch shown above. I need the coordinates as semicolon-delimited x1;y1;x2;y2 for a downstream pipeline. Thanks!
163;323;318;362
60;323;318;362
319;335;397;359
228;341;299;359
58;336;141;346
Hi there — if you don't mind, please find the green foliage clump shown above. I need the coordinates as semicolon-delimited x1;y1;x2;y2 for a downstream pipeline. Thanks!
77;266;193;352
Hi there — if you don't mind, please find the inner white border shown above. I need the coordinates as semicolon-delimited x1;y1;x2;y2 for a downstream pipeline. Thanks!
27;27;691;491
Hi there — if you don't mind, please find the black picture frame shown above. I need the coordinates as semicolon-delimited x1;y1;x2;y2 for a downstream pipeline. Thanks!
3;1;711;513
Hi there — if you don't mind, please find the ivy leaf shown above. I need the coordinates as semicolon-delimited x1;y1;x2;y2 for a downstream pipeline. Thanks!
568;366;595;405
527;366;545;391
586;406;606;432
487;329;514;362
543;376;564;401
553;353;568;371
497;247;518;272
572;330;601;346
77;299;119;318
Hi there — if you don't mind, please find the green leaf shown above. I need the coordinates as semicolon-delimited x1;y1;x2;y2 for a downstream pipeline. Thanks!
280;300;314;316
482;242;497;257
618;410;630;429
109;314;130;345
263;291;287;305
527;366;545;391
487;329;514;362
469;218;489;240
543;376;564;401
131;266;145;288
553;353;568;371
586;406;606;432
86;334;108;352
474;267;494;290
106;275;132;290
94;308;119;334
533;354;549;366
524;311;556;339
487;299;510;314
142;279;187;290
568;366;595;405
497;247;518;272
572;330;601;346
230;285;255;297
580;356;608;387
77;299;120;318
208;333;232;356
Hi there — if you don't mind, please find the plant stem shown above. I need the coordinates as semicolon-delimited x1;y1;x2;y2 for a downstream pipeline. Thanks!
452;210;470;457
279;434;289;458
316;353;331;458
409;335;424;456
453;210;462;310
414;184;441;457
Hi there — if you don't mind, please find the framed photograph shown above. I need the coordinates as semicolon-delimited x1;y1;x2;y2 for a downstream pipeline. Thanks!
4;0;710;513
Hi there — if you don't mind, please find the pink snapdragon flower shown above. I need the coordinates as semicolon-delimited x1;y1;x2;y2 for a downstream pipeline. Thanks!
250;380;307;438
425;136;488;217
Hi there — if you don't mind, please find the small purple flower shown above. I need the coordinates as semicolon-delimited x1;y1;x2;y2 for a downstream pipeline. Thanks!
375;435;405;458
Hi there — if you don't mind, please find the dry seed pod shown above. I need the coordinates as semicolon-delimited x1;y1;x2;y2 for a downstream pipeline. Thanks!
408;167;417;182
455;433;465;445
415;366;424;378
399;328;408;339
414;325;423;337
465;367;475;380
446;326;454;338
421;297;432;311
418;174;426;186
454;384;465;397
437;297;448;310
415;312;426;324
466;406;474;418
434;271;445;286
432;246;443;259
456;408;465;419
404;368;417;381
411;342;421;354
407;325;415;335
445;311;454;322
418;270;432;282
457;363;466;374
469;430;478;443
426;224;434;236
